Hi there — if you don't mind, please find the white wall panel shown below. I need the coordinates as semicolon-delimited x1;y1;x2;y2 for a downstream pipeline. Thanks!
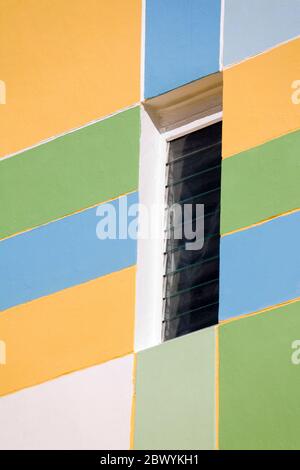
0;354;134;450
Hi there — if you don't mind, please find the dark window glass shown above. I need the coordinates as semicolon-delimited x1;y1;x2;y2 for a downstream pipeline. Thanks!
163;121;222;341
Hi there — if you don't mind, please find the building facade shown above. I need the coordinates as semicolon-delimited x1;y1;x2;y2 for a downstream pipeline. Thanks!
0;0;300;450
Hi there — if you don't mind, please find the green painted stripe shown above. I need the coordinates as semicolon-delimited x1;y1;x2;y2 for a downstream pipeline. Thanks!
219;300;300;450
221;129;300;234
0;106;140;240
134;327;216;450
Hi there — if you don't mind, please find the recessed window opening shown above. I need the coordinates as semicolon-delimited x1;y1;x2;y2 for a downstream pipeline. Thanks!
162;121;222;341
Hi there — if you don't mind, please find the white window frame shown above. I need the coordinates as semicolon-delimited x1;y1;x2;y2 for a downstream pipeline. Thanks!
134;107;223;352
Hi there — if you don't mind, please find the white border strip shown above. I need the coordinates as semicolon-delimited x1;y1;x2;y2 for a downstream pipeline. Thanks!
140;0;146;101
163;111;223;142
219;0;225;71
134;107;166;351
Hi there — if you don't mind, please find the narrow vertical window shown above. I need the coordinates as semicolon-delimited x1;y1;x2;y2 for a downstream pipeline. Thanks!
163;121;222;341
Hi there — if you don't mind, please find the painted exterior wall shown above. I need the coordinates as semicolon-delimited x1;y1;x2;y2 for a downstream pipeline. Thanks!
144;0;221;98
219;0;300;450
0;0;141;449
0;107;140;240
134;327;216;450
0;267;136;397
219;301;300;450
0;0;300;450
221;130;300;234
223;0;300;66
0;0;141;157
223;37;300;158
0;355;134;449
220;212;300;321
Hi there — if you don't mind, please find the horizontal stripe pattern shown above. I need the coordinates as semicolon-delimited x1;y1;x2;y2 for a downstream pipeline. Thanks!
0;355;134;449
221;129;300;234
219;211;300;321
0;267;135;397
0;106;140;240
0;0;141;157
223;36;300;158
0;192;137;310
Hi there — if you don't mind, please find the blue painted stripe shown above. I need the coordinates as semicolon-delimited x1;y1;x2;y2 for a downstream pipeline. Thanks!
144;0;221;98
219;212;300;321
224;0;300;66
0;192;138;310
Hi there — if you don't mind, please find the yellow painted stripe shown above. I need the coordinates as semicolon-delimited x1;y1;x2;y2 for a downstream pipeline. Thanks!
0;266;136;397
223;36;300;158
0;0;141;157
220;296;300;327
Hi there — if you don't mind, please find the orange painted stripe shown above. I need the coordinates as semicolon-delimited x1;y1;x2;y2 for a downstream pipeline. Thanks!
0;266;136;397
0;0;141;157
223;37;300;158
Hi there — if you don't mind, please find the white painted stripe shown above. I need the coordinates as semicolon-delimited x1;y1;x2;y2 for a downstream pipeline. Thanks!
140;0;146;102
219;0;225;71
0;355;134;450
134;107;165;352
163;111;223;141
